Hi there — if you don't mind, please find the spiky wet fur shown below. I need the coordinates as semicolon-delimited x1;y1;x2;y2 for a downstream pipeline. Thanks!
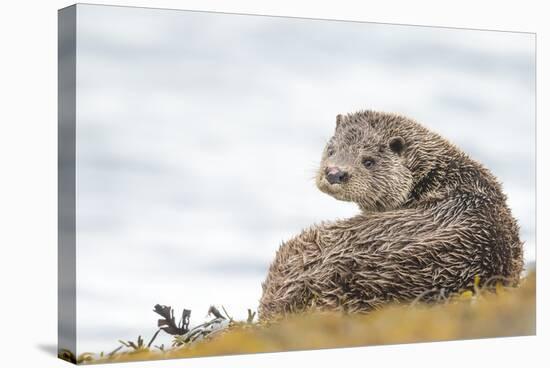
259;110;523;321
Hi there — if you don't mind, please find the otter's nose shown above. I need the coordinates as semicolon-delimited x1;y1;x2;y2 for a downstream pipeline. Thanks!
325;167;349;185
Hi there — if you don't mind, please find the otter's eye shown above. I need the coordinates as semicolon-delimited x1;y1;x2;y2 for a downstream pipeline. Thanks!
327;148;335;157
362;158;375;168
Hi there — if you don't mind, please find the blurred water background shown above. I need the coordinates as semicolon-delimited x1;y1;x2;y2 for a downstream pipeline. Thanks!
74;4;535;353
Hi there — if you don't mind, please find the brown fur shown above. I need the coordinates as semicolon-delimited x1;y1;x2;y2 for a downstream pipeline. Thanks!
258;110;523;321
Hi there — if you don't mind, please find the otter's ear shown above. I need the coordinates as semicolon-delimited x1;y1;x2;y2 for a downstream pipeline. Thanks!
388;136;405;155
336;114;344;128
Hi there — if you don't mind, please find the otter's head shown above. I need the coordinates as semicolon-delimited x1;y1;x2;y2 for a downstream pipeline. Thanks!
316;111;414;212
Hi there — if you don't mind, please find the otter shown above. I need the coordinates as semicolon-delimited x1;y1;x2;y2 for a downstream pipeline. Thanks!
258;110;523;321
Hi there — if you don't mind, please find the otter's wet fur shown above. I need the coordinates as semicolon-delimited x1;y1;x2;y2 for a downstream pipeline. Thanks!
259;110;523;321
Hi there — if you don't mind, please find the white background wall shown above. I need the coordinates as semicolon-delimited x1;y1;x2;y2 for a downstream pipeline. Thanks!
0;1;548;367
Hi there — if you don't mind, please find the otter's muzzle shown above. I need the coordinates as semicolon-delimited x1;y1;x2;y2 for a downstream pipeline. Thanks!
325;166;349;185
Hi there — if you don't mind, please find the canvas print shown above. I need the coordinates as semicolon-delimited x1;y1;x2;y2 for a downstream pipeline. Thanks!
58;4;536;364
